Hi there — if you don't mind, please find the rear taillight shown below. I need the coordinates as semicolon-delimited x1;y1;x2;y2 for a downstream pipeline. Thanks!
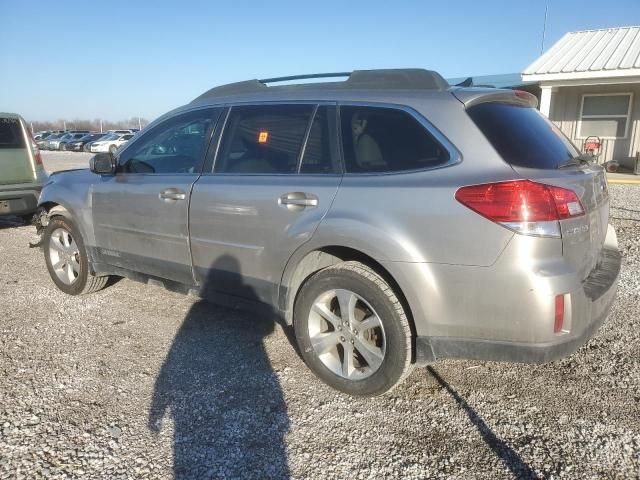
455;180;584;238
26;129;43;166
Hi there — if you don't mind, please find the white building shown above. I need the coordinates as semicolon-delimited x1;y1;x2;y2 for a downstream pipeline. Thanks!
522;26;640;168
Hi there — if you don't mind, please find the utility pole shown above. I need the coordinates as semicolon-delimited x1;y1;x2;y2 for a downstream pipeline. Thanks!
541;1;549;54
100;119;103;133
63;120;67;131
138;117;142;130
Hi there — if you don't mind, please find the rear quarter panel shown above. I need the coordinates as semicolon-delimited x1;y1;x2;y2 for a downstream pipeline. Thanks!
325;94;520;266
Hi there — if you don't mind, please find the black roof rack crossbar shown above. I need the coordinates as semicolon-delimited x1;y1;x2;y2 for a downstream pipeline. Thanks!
192;69;450;102
259;72;351;83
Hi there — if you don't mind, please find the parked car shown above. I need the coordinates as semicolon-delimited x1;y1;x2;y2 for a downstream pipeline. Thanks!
59;132;91;151
67;133;107;152
0;113;48;222
44;132;71;150
107;129;136;135
36;69;620;396
35;132;55;149
89;133;134;154
42;132;66;150
34;131;54;141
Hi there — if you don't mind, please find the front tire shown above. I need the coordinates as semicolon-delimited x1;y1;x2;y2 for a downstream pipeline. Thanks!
43;216;109;295
294;261;413;396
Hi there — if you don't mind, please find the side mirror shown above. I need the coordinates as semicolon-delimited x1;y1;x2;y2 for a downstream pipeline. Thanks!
90;152;116;175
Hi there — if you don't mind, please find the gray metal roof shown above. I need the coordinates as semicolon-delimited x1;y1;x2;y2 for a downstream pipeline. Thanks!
522;26;640;81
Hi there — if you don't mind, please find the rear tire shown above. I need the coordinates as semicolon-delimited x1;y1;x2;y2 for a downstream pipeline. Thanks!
43;216;109;295
294;261;413;396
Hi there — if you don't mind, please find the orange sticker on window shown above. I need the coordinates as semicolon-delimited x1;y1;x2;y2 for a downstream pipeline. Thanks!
258;131;268;143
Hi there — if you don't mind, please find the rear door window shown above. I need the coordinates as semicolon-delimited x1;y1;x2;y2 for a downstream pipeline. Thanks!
340;106;450;173
0;118;26;149
300;106;339;174
467;102;580;169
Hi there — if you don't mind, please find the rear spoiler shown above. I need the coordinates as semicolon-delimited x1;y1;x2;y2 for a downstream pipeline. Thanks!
451;87;538;109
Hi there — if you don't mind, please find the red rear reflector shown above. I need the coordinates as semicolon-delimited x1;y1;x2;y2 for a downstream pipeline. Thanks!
455;180;584;223
554;294;565;333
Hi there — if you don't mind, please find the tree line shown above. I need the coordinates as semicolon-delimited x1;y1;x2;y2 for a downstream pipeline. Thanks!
29;117;149;132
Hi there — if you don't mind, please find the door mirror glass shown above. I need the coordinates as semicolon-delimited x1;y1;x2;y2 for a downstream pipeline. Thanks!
90;152;116;175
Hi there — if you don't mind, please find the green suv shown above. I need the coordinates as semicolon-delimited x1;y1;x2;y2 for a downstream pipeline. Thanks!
0;113;47;221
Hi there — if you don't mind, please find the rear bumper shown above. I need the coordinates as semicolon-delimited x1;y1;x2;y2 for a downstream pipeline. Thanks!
415;231;621;365
0;184;44;216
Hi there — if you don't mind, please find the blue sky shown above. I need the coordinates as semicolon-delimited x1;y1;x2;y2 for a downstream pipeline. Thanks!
1;0;638;122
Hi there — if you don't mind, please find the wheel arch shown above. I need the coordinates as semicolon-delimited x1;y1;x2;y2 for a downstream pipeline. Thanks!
38;199;95;256
40;201;71;219
279;245;416;345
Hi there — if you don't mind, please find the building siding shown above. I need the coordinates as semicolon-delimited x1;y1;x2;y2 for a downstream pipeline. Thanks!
549;83;640;167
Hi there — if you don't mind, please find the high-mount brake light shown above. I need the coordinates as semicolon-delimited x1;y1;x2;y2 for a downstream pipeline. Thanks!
514;90;535;102
455;180;584;238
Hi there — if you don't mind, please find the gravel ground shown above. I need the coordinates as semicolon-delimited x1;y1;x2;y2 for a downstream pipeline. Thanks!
0;155;639;479
40;150;92;172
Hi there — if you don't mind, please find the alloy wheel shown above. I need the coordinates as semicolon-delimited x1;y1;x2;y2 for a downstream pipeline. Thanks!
48;227;81;285
308;288;386;380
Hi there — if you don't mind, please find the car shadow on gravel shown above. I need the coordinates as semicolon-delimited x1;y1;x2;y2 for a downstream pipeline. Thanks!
0;216;29;230
428;367;539;479
148;256;290;479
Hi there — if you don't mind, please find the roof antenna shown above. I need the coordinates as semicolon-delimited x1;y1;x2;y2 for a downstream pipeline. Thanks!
541;1;549;53
456;77;473;87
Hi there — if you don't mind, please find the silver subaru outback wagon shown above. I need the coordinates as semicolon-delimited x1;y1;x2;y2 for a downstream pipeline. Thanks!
36;69;620;396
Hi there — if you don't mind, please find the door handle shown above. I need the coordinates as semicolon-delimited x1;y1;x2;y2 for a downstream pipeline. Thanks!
159;188;186;201
279;192;319;210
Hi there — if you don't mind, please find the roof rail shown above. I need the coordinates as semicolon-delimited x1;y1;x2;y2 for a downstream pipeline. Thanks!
259;72;351;83
192;69;449;102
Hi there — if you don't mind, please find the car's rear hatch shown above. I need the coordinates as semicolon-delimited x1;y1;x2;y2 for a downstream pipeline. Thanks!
458;89;609;280
0;116;35;185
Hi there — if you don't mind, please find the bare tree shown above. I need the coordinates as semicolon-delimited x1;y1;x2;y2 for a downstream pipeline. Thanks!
30;118;149;132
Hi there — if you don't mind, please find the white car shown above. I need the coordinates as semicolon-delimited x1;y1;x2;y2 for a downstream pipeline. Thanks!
90;133;135;154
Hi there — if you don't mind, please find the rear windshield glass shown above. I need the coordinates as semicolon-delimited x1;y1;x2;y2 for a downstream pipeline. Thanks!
0;118;26;149
467;103;580;169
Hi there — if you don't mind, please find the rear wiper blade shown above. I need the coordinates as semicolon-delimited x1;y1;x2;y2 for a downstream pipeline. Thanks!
557;155;591;169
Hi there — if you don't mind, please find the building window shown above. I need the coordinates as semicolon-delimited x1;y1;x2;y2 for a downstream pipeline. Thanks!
578;93;632;139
